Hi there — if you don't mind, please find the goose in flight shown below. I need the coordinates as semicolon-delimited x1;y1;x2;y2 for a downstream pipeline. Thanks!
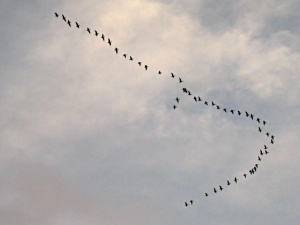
249;170;253;175
258;127;262;132
264;145;268;149
108;38;112;46
115;48;118;54
257;118;260;123
179;78;183;83
101;34;105;41
227;180;231;185
271;139;274;144
205;193;208;197
188;91;192;95
234;177;238;183
123;54;127;58
62;14;66;21
243;174;247;178
171;73;175;78
185;202;188;207
176;97;180;103
173;105;176;110
271;135;275;140
266;132;270;137
54;12;59;17
219;186;223;191
216;105;220;109
223;108;227;113
158;71;161;74
253;167;257;172
193;96;197;102
198;96;202;101
255;164;259;168
258;156;261;161
260;150;264;155
204;101;208;105
129;56;133;61
182;88;187;93
87;27;91;33
263;120;267;125
230;110;234;114
138;62;142;66
145;65;149;70
190;200;193;205
212;101;215;106
67;20;71;27
250;114;254;120
238;110;242;116
265;150;269;154
75;22;80;28
95;30;99;36
245;111;249;117
214;188;217;193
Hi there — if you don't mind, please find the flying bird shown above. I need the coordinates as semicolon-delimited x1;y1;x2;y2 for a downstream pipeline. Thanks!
263;120;267;125
204;101;208;105
260;150;264;155
243;174;247;178
185;202;188;207
250;114;254;120
182;88;187;93
258;156;261;161
193;96;197;102
271;135;275;139
264;145;268;149
234;177;238;183
230;110;234;114
158;71;161;74
75;22;80;28
249;170;253;175
258;127;262;132
212;101;215;106
123;54;127;58
205;193;208;197
179;78;183;83
171;73;175;78
173;105;176;110
214;188;217;193
188;91;192;95
176;97;180;103
238;110;242;116
245;111;249;117
115;48;118;54
87;27;91;33
271;139;274;144
255;164;259;168
54;12;59;17
101;34;105;41
227;180;231;185
257;118;260;123
223;108;227;113
145;65;149;70
95;30;99;36
219;186;223;191
190;200;193;205
108;38;112;46
265;150;269;154
138;62;142;66
129;56;133;61
266;132;270;137
198;96;202;101
67;20;71;27
253;167;257;172
62;14;66;21
216;105;220;109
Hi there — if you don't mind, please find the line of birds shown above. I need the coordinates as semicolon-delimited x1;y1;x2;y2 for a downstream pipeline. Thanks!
55;12;276;207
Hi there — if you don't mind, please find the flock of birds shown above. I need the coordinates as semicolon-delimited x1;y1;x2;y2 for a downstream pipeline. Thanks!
54;12;276;207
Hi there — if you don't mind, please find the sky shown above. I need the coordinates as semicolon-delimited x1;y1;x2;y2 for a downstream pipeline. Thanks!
1;0;300;224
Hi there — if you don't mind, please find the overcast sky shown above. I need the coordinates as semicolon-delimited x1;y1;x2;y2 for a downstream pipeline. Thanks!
1;0;300;224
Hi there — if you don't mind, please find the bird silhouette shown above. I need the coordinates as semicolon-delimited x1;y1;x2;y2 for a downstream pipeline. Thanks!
145;65;149;70
95;30;99;36
138;62;142;66
249;170;253;175
258;127;262;132
219;186;223;191
62;14;66;21
253;167;257;172
67;20;71;27
115;48;118;54
216;105;220;109
75;22;80;28
238;110;242;116
190;200;193;205
258;156;261;161
255;164;259;168
250;114;254;120
123;54;127;58
265;150;269;154
87;27;91;33
230;110;234;114
54;12;59;17
223;108;227;113
212;101;215;106
198;96;202;101
101;34;105;41
108;38;112;46
214;188;217;193
257;118;260;123
204;101;208;105
176;97;180;103
271;135;275;140
182;88;187;93
266;132;270;137
264;145;268;149
227;180;231;185
244;174;247;178
205;193;208;197
171;73;175;78
245;111;249;117
271;139;274;144
158;71;161;74
260;150;264;155
234;177;238;183
179;78;183;83
263;121;267;125
173;105;176;110
193;96;197;102
188;91;192;95
185;202;188;207
129;56;133;61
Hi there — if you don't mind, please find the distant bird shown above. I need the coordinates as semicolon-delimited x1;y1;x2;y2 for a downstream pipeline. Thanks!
129;56;133;61
212;101;215;106
95;30;99;36
87;27;91;33
258;156;261;161
266;132;270;137
193;96;197;102
255;164;259;168
234;177;238;183
243;174;247;178
171;73;175;78
179;78;183;83
75;22;80;28
216;105;220;109
188;91;192;95
204;101;208;105
260;150;264;155
54;12;59;17
185;202;188;207
265;150;269;154
257;118;260;123
263;120;267;125
67;20;71;27
238;110;242;116
227;180;231;185
271;139;274;144
253;167;257;172
249;170;253;175
101;34;105;41
176;97;180;103
62;14;66;21
214;188;217;193
205;193;208;197
223;108;227;113
264;145;268;149
230;110;234;114
123;54;127;58
258;127;262;132
198;96;202;101
182;88;187;93
115;48;118;54
190;200;193;205
250;114;254;120
158;70;161;74
219;186;223;191
173;105;176;110
271;135;275;140
108;38;112;46
245;111;249;117
138;62;142;66
145;65;149;70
